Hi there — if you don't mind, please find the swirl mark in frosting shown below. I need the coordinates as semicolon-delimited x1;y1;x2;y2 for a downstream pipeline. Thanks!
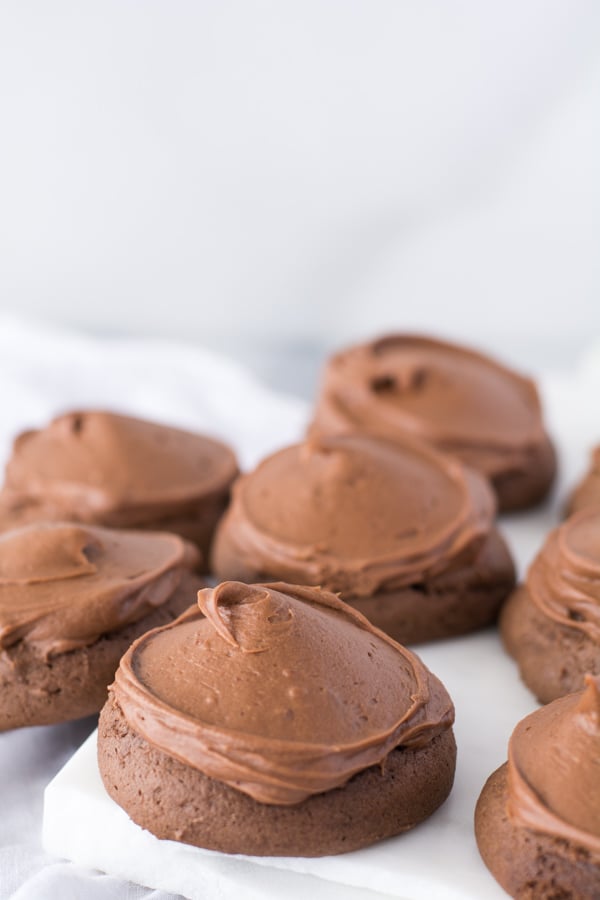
0;522;198;657
527;508;600;643
197;582;295;653
507;675;600;855
111;581;455;805
0;526;98;585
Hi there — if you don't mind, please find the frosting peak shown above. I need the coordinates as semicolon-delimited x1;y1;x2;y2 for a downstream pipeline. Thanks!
213;434;495;596
0;522;198;657
577;673;600;722
112;581;455;805
197;581;294;653
508;676;600;853
526;508;600;643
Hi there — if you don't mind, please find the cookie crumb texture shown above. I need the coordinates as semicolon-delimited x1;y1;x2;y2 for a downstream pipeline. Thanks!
349;529;514;645
488;435;556;513
501;587;600;703
501;506;600;702
475;765;600;899
99;699;457;857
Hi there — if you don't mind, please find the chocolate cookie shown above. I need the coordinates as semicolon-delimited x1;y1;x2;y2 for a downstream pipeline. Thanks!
475;678;600;898
310;334;556;512
212;434;515;644
567;444;600;517
501;508;600;703
99;581;457;856
0;522;203;730
0;410;239;568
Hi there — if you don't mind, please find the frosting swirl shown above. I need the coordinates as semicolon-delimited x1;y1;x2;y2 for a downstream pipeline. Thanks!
526;508;600;644
212;434;495;597
507;675;600;855
311;334;549;481
0;522;198;657
0;410;238;527
111;581;455;805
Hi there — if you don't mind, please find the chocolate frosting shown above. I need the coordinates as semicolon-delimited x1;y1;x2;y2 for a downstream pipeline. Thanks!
212;434;495;597
311;335;549;480
111;581;455;805
526;508;600;644
1;411;238;527
569;446;600;515
507;675;600;855
0;522;198;657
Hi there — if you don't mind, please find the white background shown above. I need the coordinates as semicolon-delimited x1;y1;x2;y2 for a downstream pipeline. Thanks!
1;1;599;367
1;10;600;893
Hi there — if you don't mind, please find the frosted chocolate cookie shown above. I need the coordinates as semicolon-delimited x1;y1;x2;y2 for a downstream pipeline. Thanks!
501;507;600;703
476;676;600;898
310;334;556;511
0;410;238;568
99;581;456;856
212;434;515;644
567;444;600;516
0;522;202;730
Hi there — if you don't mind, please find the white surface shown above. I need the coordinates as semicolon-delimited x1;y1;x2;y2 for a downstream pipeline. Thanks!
2;315;600;899
43;629;538;900
1;4;600;350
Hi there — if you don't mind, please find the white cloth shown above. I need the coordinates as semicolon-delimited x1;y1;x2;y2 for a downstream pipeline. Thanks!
0;315;308;472
1;315;600;899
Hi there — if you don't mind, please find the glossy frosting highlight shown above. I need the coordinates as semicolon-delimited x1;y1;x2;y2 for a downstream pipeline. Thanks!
112;581;455;805
0;522;198;657
311;335;548;480
1;410;238;526
526;508;600;644
213;434;495;596
507;676;600;855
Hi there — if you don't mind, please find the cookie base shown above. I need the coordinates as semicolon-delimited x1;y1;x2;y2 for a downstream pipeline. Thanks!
214;528;515;646
127;492;230;572
0;573;203;731
349;528;514;644
489;433;557;513
475;763;600;899
500;585;600;704
98;699;456;857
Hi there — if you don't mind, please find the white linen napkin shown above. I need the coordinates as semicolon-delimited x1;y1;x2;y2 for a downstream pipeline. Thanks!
0;314;309;472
